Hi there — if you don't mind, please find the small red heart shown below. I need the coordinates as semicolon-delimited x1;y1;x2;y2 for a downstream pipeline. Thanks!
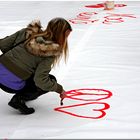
65;88;112;101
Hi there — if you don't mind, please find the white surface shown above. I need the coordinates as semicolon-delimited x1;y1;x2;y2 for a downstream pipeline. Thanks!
0;1;140;139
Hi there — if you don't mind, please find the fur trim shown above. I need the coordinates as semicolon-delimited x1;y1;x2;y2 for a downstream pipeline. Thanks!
25;20;62;57
26;38;62;57
26;20;42;39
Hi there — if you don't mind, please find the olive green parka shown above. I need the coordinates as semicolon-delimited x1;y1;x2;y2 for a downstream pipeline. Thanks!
0;21;63;93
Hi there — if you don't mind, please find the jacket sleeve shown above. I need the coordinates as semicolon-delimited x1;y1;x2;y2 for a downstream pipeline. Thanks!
0;28;26;53
34;57;63;93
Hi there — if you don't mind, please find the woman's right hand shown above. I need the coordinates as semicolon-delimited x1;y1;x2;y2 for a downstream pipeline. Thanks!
60;90;66;106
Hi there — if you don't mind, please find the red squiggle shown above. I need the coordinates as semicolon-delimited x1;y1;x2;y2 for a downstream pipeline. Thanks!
103;17;124;24
54;88;112;119
105;13;136;18
102;13;136;24
55;102;110;119
85;3;104;8
85;3;127;8
115;4;127;8
69;12;98;24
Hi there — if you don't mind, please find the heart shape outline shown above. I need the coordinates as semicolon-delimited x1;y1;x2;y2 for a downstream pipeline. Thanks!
65;88;112;101
55;102;110;119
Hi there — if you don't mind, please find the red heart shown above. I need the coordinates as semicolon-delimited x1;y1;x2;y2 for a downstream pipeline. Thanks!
55;102;110;119
65;88;112;101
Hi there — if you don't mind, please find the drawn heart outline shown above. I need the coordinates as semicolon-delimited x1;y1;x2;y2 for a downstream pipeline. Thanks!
64;88;112;101
55;101;110;119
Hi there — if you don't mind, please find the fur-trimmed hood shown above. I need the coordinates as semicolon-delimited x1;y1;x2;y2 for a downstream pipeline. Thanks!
26;37;62;57
25;20;62;57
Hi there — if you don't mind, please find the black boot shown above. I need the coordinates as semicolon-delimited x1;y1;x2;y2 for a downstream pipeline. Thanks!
8;95;35;115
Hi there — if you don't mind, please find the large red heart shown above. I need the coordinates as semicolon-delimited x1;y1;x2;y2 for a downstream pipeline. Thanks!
55;102;110;119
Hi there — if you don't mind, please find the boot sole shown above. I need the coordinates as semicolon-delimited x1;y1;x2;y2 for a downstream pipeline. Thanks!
8;102;35;114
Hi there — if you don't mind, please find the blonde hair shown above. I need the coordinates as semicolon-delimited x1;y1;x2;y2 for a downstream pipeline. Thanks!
26;17;72;67
44;17;72;66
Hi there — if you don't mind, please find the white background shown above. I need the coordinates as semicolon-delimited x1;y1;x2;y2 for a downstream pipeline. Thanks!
0;1;140;139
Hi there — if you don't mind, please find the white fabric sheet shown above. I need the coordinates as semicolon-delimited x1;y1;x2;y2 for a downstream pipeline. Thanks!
0;1;140;139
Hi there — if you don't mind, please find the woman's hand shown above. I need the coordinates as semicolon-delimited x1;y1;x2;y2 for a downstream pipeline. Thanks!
60;90;66;106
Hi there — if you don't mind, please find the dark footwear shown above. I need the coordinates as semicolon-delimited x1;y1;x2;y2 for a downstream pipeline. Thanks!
8;95;35;115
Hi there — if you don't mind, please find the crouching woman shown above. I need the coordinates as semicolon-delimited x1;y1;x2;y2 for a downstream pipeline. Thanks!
0;18;72;114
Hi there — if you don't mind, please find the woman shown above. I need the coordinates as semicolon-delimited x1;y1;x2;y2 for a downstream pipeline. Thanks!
0;18;72;115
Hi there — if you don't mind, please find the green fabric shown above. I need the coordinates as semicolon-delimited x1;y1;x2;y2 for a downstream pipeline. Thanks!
0;29;63;93
0;28;26;53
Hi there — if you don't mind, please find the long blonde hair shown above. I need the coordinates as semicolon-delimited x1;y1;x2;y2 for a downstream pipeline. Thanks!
44;17;72;66
26;18;72;67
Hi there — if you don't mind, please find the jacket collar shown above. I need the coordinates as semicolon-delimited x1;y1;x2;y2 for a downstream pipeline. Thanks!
25;20;62;57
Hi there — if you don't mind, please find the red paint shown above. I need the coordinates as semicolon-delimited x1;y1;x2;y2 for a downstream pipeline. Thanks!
115;4;127;8
85;3;104;8
69;12;98;24
78;12;98;18
55;102;110;119
54;88;112;119
105;13;136;18
103;17;124;24
69;12;136;25
69;19;98;24
69;3;136;25
102;13;136;24
65;88;112;101
85;3;127;9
